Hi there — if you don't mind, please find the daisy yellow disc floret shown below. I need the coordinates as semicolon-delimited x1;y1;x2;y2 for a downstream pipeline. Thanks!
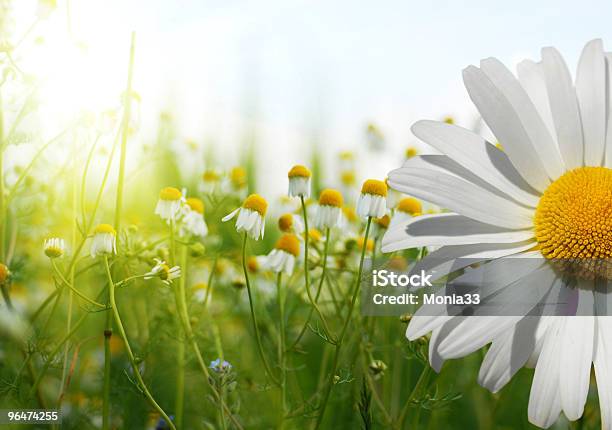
181;197;208;238
535;166;612;279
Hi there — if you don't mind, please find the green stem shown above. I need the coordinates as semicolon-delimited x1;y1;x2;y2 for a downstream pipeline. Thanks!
102;310;112;430
241;233;281;386
113;31;136;234
299;196;334;342
51;260;106;308
103;257;176;430
397;365;432;427
313;217;372;430
288;227;330;350
276;272;286;427
174;245;187;429
173;246;243;430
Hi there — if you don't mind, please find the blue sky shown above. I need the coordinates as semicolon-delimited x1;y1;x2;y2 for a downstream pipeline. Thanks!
11;0;612;193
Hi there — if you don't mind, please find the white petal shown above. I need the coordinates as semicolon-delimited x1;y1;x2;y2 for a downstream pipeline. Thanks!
478;316;540;393
528;319;563;428
222;208;240;222
541;46;584;169
387;167;535;229
516;59;556;143
595;316;612;430
411;121;539;207
559;310;594;420
576;39;606;166
381;213;534;253
463;65;551;191
606;54;612;168
409;240;536;281
480;57;565;179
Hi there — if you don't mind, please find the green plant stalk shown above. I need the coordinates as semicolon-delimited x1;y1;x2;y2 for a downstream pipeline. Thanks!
51;260;105;308
103;256;176;430
313;217;372;430
299;196;334;341
174;243;187;429
0;89;4;263
288;227;330;350
276;272;286;427
397;365;432;428
173;245;244;430
102;310;112;430
113;31;136;232
241;233;281;386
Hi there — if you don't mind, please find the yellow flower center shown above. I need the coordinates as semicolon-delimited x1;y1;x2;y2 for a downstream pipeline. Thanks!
159;187;182;201
397;197;422;215
203;170;220;181
319;189;343;207
186;197;204;214
45;246;64;259
308;228;323;242
243;194;268;216
535;167;612;279
247;256;260;273
375;214;390;229
94;224;116;235
288;165;311;178
342;206;358;222
361;179;387;197
340;171;356;186
0;263;9;283
230;167;247;188
357;236;374;252
276;234;300;257
278;213;294;232
159;264;171;280
405;147;418;159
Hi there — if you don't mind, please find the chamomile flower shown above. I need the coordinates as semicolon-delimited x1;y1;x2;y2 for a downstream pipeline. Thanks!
90;224;117;258
278;213;304;234
383;39;612;429
314;189;343;229
390;197;422;229
223;166;248;198
155;187;183;221
43;237;65;259
357;179;387;218
201;169;221;194
372;214;391;237
181;197;208;238
287;165;311;198
265;234;300;275
144;258;181;285
222;194;268;240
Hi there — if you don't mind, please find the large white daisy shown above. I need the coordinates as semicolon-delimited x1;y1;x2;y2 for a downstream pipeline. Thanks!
382;39;612;428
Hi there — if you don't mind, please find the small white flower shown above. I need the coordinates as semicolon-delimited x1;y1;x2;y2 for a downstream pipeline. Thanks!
287;165;312;198
265;234;300;275
90;224;117;258
180;197;208;238
389;197;422;229
314;189;344;230
155;187;183;221
357;179;387;218
44;237;66;259
277;213;305;234
222;194;267;240
144;258;181;285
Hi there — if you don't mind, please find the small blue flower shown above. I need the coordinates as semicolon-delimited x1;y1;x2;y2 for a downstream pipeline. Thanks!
155;415;174;430
209;358;232;373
